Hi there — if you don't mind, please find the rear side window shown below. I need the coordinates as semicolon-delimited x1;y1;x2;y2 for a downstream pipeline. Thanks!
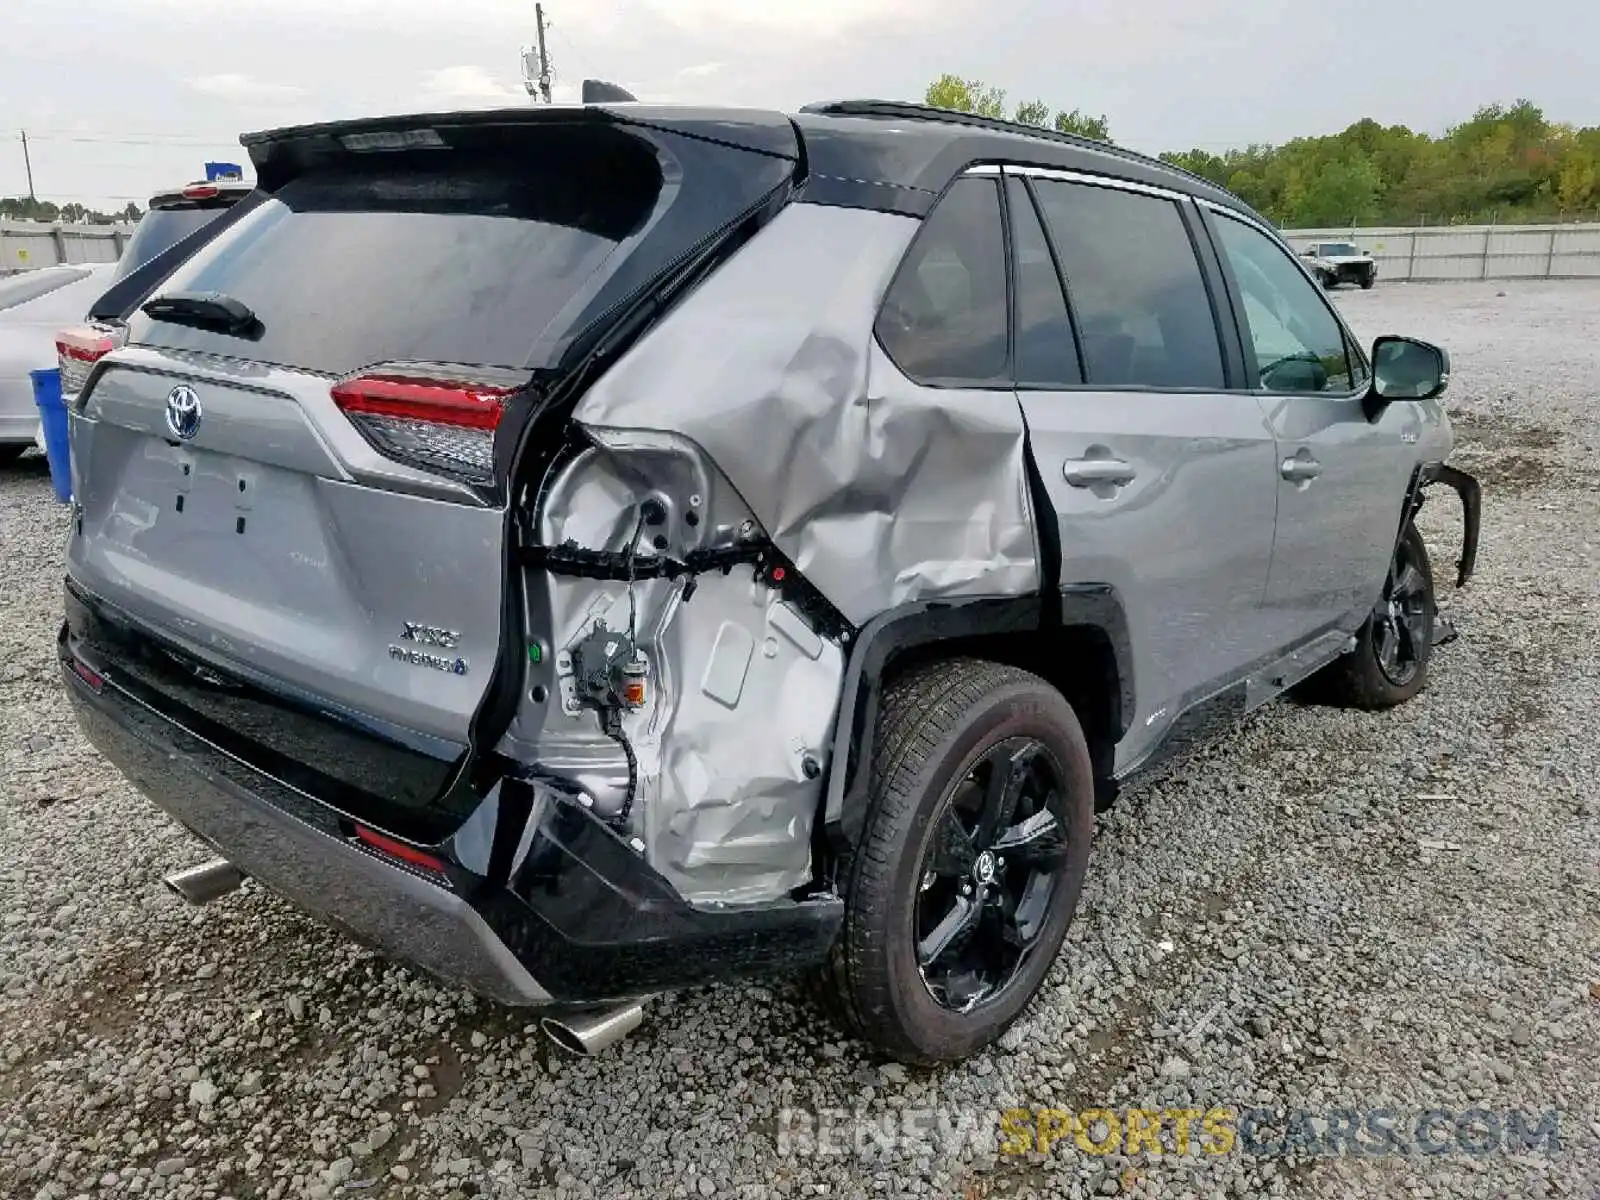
111;207;226;282
1030;180;1226;390
0;265;89;313
1007;177;1082;388
876;176;1009;384
1212;213;1355;393
128;136;663;377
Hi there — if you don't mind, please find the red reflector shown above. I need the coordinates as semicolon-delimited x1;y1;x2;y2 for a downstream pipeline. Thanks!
331;375;514;431
353;825;446;873
68;658;105;692
182;183;220;200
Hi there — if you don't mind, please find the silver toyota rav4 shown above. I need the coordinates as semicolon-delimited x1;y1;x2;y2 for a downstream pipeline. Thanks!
58;99;1481;1064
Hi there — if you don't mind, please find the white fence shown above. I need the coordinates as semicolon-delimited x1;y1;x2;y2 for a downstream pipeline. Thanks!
1280;223;1600;282
1;221;134;274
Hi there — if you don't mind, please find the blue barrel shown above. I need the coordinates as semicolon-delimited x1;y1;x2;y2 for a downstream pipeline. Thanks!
31;368;72;503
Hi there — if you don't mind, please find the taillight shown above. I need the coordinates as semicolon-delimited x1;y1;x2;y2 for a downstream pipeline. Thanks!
182;183;220;200
331;372;517;484
56;324;123;395
351;824;446;875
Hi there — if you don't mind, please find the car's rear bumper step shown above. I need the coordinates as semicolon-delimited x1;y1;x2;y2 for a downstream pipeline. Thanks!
61;622;843;1006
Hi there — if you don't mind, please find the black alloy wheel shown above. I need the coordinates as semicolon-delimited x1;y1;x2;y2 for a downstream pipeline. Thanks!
913;737;1070;1013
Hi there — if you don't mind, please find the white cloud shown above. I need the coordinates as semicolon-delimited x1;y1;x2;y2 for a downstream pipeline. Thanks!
640;0;921;37
419;65;527;106
188;73;304;102
676;62;725;79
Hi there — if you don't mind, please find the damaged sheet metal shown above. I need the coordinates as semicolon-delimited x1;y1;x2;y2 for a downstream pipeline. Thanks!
501;429;845;907
570;202;1041;626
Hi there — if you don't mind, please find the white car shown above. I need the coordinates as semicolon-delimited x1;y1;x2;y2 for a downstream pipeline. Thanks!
1;179;253;465
0;263;117;462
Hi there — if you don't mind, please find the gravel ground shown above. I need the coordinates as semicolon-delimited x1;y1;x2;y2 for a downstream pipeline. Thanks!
2;279;1598;1200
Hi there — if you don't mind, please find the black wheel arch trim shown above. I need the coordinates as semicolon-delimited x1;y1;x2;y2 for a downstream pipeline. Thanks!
819;587;1135;852
1401;460;1481;589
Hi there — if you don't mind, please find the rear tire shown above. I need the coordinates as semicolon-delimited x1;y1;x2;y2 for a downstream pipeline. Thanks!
819;658;1095;1064
1308;523;1436;709
1360;274;1376;290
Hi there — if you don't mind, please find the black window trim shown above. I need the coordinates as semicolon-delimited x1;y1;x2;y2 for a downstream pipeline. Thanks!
1197;201;1369;401
999;164;1238;396
1005;173;1087;389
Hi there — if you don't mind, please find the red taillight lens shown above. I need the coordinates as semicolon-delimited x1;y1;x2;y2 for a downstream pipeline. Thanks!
67;656;105;692
352;824;446;874
331;373;516;483
56;324;121;395
182;183;220;200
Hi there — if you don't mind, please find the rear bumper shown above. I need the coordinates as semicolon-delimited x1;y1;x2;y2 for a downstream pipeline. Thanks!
66;651;552;1005
61;612;843;1006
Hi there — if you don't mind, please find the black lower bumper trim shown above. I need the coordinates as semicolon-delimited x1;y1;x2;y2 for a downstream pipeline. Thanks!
62;630;844;1007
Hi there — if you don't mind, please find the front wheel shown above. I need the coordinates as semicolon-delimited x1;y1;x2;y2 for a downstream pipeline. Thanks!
1307;523;1436;709
819;659;1095;1064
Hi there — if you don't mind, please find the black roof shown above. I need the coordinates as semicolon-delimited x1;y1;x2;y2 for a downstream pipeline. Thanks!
237;101;1252;218
791;101;1248;215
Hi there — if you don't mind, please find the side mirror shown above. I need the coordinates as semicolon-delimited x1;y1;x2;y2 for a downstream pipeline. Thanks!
1364;335;1449;419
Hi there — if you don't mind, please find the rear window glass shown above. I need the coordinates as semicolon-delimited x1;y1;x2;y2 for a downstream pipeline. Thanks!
0;265;90;313
111;208;226;282
129;142;663;377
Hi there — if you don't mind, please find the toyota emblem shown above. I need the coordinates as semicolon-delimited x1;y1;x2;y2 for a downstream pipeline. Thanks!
165;385;202;441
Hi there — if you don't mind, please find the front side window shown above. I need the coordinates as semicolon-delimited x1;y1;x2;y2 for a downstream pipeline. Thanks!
876;176;1009;384
1212;214;1355;394
1029;180;1226;390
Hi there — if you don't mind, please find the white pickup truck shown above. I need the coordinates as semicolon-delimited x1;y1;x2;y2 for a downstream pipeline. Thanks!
1301;240;1378;289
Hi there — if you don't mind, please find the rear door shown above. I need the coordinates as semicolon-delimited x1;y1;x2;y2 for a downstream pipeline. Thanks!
66;111;797;827
1202;206;1416;641
1006;169;1282;772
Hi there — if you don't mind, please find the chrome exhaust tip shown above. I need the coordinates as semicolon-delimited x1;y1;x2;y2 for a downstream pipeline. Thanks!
164;858;247;905
539;999;649;1056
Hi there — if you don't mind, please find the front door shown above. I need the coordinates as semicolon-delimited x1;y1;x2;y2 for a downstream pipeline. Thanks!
1204;208;1419;643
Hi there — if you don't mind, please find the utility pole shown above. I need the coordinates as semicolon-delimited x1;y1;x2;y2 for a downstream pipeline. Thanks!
21;130;36;200
534;4;553;103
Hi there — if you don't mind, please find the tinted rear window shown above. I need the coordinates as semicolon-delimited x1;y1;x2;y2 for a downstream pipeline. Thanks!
128;140;663;377
111;208;225;282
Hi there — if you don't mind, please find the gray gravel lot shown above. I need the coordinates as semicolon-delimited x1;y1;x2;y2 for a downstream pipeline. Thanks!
2;280;1598;1200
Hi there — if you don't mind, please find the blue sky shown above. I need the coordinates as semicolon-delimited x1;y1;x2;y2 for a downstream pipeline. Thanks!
4;0;1597;208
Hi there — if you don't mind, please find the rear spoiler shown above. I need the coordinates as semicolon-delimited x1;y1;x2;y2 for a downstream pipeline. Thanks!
239;105;800;192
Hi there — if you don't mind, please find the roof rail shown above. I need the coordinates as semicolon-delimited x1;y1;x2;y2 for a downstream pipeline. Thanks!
798;99;1223;195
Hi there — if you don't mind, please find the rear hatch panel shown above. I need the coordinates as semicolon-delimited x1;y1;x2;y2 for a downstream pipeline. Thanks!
67;108;800;836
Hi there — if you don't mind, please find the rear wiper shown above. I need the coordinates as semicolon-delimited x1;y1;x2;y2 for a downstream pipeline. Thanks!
140;291;262;339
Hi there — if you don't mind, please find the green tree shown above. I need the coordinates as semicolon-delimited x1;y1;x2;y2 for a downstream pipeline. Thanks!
1053;109;1110;141
923;75;1110;141
924;74;1007;118
1013;99;1051;127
